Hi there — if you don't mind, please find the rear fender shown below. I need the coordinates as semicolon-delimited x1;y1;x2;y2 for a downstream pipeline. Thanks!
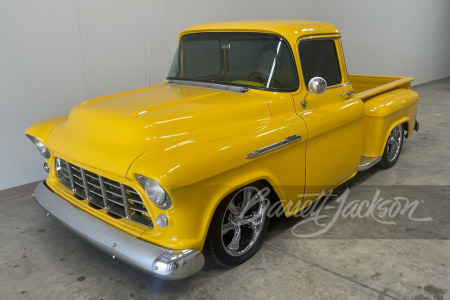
362;89;418;157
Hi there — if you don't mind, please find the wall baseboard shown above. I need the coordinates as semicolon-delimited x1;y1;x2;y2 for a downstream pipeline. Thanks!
0;181;41;201
412;76;450;88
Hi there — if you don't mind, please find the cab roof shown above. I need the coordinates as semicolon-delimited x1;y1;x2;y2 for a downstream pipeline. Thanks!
180;20;340;42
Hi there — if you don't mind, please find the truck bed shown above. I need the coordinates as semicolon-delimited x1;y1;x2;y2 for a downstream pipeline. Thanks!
349;74;415;101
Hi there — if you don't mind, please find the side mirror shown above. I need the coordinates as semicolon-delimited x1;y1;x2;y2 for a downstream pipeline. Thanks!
308;77;327;95
301;77;327;108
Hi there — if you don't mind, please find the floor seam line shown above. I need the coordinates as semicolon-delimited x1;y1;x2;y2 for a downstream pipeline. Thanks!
263;242;401;300
0;192;33;202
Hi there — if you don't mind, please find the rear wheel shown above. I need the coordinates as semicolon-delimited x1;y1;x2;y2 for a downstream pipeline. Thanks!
205;182;271;267
379;124;404;168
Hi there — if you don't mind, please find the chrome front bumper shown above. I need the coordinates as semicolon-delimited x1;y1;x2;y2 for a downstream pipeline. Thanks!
33;181;204;280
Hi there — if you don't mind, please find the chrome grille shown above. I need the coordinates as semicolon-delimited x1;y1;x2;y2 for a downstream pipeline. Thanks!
55;157;153;228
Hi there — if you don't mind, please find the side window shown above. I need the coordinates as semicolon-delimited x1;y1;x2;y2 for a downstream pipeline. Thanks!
298;39;342;87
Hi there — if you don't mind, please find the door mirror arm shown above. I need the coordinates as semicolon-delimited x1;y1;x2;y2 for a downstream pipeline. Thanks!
301;77;327;109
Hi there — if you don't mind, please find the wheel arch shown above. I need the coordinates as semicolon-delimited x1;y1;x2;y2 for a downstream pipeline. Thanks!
201;174;283;249
202;176;280;265
381;118;409;154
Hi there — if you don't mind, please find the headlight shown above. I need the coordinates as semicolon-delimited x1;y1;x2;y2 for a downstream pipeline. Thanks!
135;175;172;209
26;134;50;159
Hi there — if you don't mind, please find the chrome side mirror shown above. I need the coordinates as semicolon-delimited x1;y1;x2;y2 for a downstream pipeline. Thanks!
308;77;327;95
301;77;327;108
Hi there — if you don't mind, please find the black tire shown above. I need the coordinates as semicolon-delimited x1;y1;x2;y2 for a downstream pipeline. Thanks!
379;123;404;169
204;182;271;267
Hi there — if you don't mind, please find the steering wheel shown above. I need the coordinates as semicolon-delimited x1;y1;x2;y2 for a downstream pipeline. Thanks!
247;71;283;88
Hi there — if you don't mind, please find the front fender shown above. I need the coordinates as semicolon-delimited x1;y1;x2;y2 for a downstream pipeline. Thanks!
24;114;68;143
137;142;306;251
129;116;307;251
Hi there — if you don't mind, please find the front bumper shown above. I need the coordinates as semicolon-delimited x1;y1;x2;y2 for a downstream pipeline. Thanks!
33;181;204;280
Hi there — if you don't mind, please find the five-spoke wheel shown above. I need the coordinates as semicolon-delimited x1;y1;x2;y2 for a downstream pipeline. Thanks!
205;182;271;266
221;186;266;257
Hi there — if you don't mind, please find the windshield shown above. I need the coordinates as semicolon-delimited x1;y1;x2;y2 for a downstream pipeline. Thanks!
167;33;299;91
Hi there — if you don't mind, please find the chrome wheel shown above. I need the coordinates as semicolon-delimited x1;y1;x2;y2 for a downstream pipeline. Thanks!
386;125;403;162
221;186;266;257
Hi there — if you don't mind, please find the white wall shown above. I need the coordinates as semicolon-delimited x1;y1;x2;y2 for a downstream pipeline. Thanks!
1;0;449;190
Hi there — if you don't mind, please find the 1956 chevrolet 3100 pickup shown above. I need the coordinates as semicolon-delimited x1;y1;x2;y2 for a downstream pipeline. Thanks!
26;20;419;279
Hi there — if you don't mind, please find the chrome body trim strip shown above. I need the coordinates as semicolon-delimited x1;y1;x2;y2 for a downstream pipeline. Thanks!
33;182;205;280
298;35;341;43
167;79;249;93
246;135;302;159
327;82;350;90
357;156;382;171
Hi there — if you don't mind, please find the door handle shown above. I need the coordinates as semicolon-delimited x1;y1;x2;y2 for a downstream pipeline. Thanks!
341;90;354;97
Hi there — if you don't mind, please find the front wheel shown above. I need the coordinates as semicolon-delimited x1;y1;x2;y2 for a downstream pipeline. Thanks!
204;183;271;267
379;124;404;168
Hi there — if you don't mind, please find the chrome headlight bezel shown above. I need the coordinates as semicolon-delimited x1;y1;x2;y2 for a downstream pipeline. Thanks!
26;134;50;159
135;175;172;209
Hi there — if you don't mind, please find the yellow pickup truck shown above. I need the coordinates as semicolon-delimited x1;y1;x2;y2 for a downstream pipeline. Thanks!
26;20;419;279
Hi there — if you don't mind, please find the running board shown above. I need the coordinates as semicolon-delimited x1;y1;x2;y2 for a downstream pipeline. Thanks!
357;156;381;171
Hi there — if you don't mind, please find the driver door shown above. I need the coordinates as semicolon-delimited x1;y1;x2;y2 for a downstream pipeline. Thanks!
293;37;364;201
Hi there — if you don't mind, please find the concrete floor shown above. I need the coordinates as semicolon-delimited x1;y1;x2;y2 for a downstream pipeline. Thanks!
1;78;449;300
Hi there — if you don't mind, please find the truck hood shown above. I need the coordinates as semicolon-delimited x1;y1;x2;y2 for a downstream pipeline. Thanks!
48;83;272;177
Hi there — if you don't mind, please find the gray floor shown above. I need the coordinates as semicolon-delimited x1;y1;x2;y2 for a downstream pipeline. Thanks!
1;78;449;300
